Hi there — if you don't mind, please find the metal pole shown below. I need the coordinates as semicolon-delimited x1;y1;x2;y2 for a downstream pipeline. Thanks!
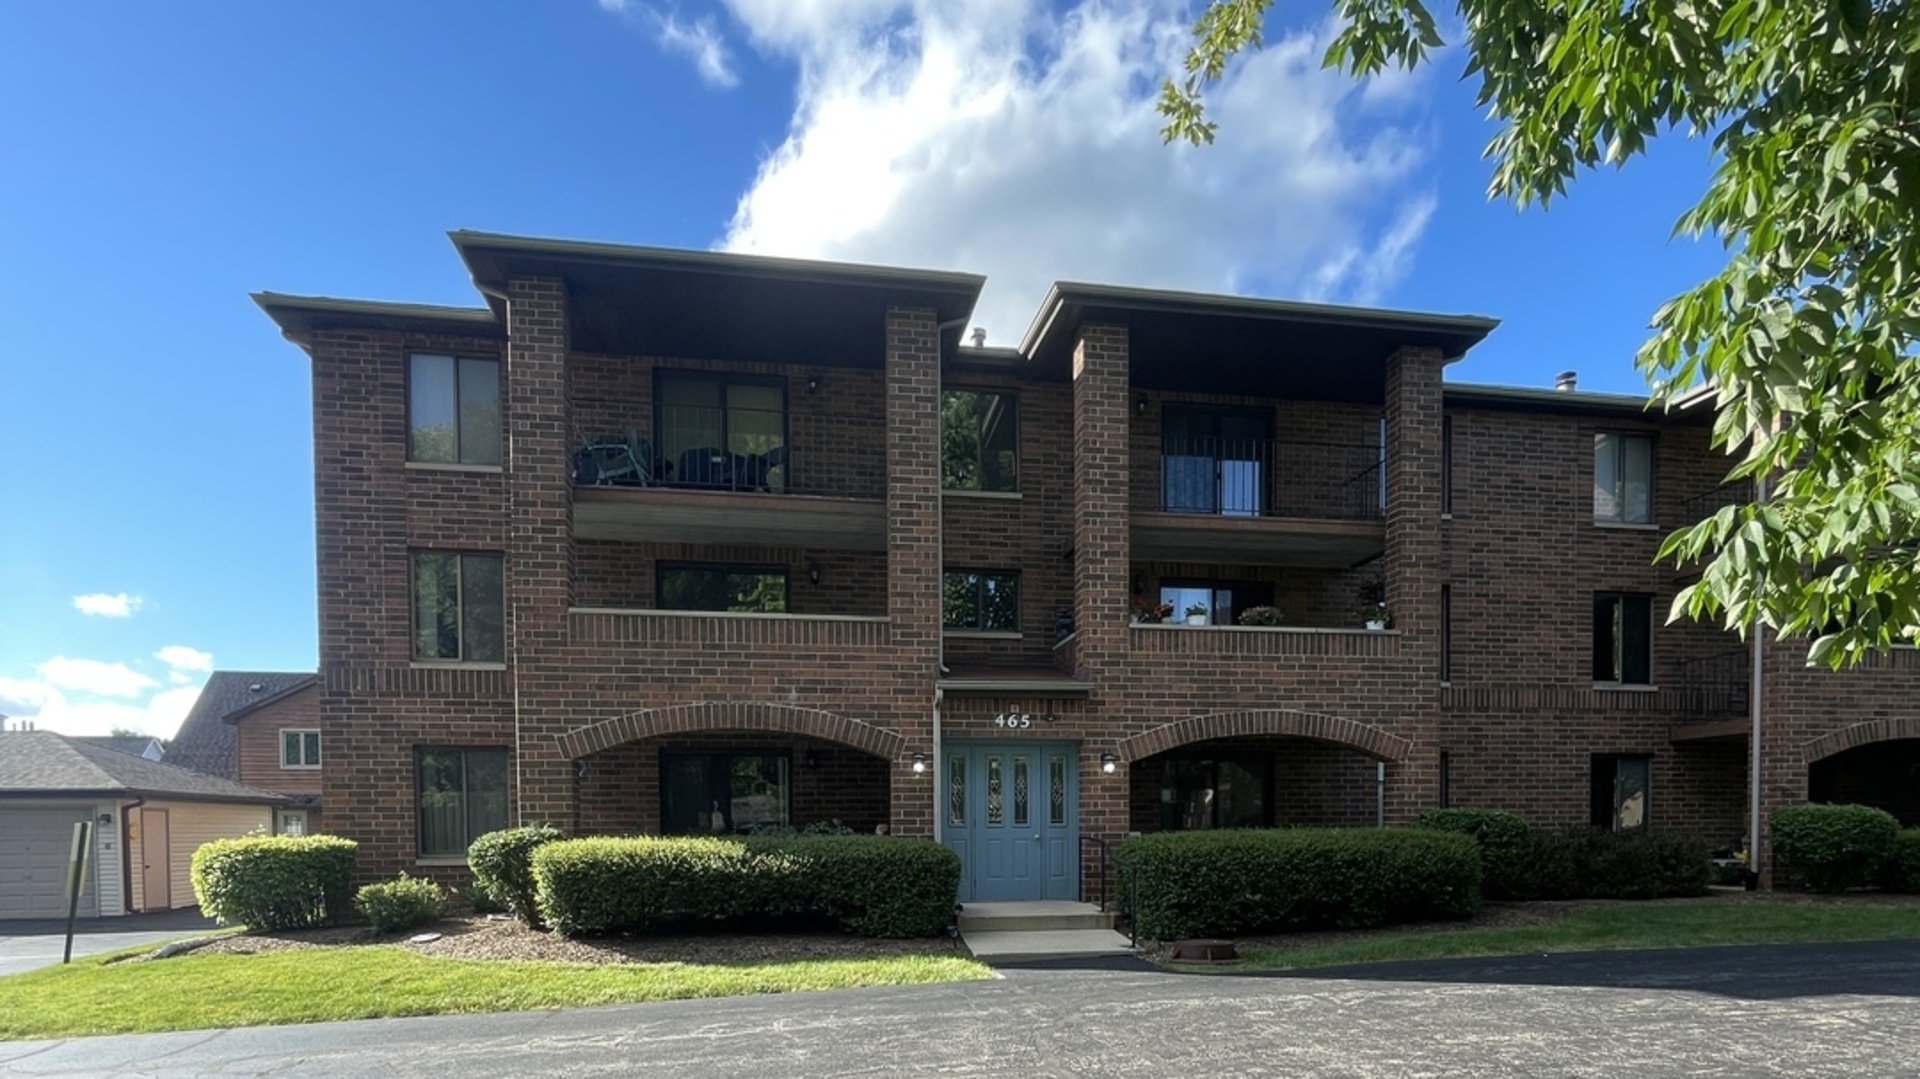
1747;475;1768;889
62;820;92;964
1376;761;1386;827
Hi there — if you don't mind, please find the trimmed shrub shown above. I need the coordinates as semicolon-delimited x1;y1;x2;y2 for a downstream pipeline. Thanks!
190;835;357;930
1416;808;1533;900
461;875;509;914
1551;828;1711;899
764;835;961;936
468;825;563;928
532;835;959;938
1880;830;1920;894
1773;803;1899;892
355;873;446;933
1114;828;1482;941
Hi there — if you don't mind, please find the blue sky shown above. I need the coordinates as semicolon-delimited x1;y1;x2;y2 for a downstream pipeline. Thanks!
0;1;1723;737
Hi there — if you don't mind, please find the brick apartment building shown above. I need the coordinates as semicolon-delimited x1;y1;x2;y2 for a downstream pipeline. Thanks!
255;231;1920;901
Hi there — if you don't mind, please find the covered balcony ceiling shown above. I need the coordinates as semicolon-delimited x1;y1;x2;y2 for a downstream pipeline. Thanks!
1131;512;1386;569
452;230;984;366
1021;282;1499;404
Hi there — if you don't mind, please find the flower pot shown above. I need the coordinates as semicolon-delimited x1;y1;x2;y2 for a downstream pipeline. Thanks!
1365;619;1387;631
1187;614;1207;626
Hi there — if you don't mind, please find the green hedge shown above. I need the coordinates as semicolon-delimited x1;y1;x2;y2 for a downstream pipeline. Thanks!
532;835;960;938
1881;830;1920;894
1773;803;1900;892
468;825;563;928
1545;828;1711;899
354;873;445;934
1114;828;1482;940
1416;808;1533;900
190;835;357;930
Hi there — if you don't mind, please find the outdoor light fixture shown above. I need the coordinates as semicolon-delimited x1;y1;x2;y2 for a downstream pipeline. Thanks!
97;813;114;827
807;375;821;394
1135;395;1148;417
807;562;821;585
912;753;928;774
1100;753;1119;775
804;749;822;770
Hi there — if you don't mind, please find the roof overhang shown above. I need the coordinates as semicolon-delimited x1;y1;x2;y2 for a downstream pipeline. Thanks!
252;293;503;344
0;789;292;805
1444;382;1712;424
450;230;986;366
1020;282;1499;403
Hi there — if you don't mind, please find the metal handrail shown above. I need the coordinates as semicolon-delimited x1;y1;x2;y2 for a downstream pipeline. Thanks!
1160;438;1383;520
1081;834;1137;946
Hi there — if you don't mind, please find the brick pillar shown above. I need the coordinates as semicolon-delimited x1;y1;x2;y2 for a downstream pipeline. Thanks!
885;305;941;837
1071;323;1131;891
1383;345;1445;822
504;276;574;828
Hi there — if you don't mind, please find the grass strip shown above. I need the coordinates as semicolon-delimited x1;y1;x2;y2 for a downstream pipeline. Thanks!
1233;901;1920;971
0;947;990;1040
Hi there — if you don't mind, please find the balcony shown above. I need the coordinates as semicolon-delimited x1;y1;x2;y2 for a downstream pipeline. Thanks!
1133;439;1385;568
1677;480;1754;525
570;403;887;550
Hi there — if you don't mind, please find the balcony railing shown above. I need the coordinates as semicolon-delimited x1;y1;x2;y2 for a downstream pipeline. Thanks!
1677;480;1754;525
1161;438;1382;520
573;404;884;500
1673;648;1752;714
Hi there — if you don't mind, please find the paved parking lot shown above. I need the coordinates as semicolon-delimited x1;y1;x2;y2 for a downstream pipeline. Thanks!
0;908;216;976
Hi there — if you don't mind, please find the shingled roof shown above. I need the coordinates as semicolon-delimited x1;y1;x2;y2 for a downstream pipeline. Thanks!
164;671;315;780
0;732;290;803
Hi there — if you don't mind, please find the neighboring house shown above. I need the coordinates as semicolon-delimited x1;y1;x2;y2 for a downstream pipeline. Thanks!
74;735;165;761
0;731;288;918
253;230;1920;901
167;671;322;836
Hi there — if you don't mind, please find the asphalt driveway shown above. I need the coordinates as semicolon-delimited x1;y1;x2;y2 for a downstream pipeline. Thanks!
3;939;1917;1077
0;908;217;976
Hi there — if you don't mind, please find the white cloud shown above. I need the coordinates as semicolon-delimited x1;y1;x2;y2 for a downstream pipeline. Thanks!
35;657;158;698
718;0;1438;344
0;677;202;739
72;592;143;617
599;1;740;88
155;645;214;673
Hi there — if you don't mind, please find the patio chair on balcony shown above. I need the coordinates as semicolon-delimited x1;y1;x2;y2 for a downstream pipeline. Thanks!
574;430;667;487
675;444;790;492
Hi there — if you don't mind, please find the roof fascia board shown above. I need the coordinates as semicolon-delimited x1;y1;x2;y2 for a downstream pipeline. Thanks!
218;677;320;726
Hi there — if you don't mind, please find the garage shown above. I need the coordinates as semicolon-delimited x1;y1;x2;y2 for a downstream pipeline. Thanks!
0;806;98;919
0;731;287;919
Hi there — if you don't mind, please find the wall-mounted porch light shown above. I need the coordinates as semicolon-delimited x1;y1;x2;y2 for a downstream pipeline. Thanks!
1100;753;1119;775
807;375;821;394
912;753;928;774
807;562;822;585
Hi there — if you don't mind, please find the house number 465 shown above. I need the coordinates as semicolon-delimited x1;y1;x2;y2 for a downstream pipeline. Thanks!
994;713;1035;729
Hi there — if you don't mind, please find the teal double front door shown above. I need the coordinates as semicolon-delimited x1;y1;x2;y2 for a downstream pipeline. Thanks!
941;740;1079;902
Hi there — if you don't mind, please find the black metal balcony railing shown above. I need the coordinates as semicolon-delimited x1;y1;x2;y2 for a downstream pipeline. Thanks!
572;405;884;499
1677;480;1755;525
1161;438;1382;520
1674;648;1752;713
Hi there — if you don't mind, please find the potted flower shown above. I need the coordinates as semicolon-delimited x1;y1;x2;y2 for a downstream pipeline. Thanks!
1184;602;1210;626
1360;602;1390;631
1130;597;1173;624
1237;605;1284;627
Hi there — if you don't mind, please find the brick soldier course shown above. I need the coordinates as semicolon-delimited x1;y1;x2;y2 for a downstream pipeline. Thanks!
255;231;1920;896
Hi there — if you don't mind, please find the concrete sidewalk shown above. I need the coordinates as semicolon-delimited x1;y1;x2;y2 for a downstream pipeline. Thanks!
0;908;218;977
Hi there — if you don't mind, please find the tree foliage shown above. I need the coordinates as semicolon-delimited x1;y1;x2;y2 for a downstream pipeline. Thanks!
1164;0;1920;666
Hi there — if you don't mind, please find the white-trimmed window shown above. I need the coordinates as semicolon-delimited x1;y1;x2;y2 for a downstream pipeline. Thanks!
409;353;501;466
1593;433;1653;523
280;729;321;769
277;809;310;836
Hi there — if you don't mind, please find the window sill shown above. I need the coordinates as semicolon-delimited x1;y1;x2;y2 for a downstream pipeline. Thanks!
1593;520;1660;532
279;765;322;771
415;856;470;868
1592;682;1659;693
943;630;1023;640
941;489;1023;500
405;461;504;475
410;661;508;671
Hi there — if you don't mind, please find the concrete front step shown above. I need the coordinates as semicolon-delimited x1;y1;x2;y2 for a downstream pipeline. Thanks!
962;928;1137;963
956;901;1134;962
956;900;1117;933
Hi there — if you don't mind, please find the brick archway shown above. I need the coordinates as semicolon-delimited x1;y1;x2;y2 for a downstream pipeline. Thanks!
555;701;906;760
1117;708;1412;763
1800;717;1920;765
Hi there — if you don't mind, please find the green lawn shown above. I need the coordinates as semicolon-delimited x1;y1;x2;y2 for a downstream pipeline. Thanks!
1232;899;1920;971
0;947;991;1040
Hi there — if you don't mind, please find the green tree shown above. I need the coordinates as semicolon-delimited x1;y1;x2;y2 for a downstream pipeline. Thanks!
1163;0;1920;666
